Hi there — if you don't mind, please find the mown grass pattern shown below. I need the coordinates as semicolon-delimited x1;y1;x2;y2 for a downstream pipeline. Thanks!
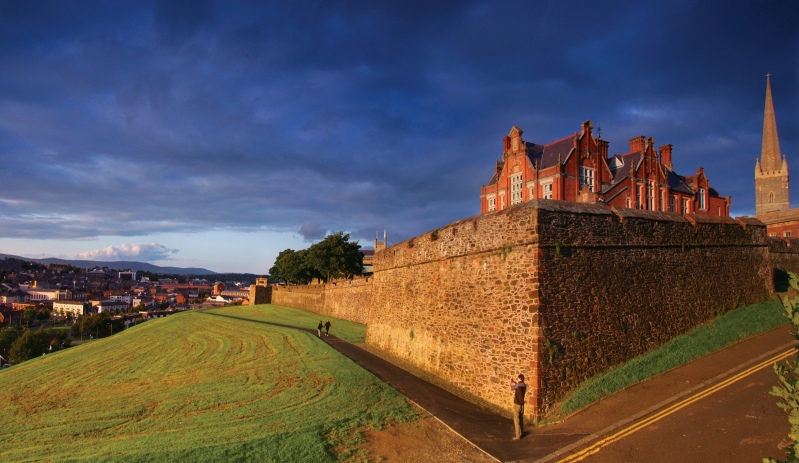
206;304;367;343
556;299;787;416
0;306;414;462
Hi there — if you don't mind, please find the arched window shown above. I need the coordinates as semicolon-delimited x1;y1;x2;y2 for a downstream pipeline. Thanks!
770;192;775;203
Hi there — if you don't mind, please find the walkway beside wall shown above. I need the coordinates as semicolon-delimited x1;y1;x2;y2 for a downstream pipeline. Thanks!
201;310;791;462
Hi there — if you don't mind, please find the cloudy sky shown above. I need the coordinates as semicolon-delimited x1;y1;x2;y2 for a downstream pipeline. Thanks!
0;1;796;274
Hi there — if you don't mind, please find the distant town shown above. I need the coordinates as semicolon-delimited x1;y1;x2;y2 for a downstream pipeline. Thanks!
0;257;258;325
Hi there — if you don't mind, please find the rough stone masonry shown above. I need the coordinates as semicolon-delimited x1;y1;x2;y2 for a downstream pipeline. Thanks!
366;199;794;421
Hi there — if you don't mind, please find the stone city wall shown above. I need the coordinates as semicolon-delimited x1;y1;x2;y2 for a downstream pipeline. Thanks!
532;206;771;417
249;285;272;305
270;278;372;324
322;278;372;324
366;199;775;420
368;202;543;418
271;284;324;313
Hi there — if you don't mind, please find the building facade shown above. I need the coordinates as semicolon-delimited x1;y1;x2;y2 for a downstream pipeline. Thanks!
480;121;730;216
53;300;93;317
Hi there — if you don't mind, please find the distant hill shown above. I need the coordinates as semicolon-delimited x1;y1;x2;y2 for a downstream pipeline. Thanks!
0;253;217;275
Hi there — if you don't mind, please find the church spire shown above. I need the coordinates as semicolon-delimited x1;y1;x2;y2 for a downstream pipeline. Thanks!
760;73;783;173
755;74;789;215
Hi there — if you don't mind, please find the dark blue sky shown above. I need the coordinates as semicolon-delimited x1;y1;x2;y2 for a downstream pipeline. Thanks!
0;0;796;273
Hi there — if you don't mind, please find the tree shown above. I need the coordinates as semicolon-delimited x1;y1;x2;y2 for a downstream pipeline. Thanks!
9;329;49;363
23;307;38;325
270;249;318;285
306;231;363;282
765;272;799;463
0;327;20;363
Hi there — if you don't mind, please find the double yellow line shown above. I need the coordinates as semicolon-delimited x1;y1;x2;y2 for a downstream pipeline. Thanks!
558;348;795;462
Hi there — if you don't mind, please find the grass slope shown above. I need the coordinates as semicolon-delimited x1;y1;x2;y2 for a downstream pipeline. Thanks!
204;305;367;343
0;306;414;463
555;299;787;417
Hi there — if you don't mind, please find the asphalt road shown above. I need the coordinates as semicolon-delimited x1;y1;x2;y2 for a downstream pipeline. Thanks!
541;327;795;463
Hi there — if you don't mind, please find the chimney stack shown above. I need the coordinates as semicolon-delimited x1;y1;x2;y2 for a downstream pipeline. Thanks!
629;136;646;152
659;144;673;170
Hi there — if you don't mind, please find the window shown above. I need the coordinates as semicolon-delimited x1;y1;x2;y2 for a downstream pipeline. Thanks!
786;231;792;238
669;195;675;213
647;182;655;211
529;186;536;199
699;188;706;210
579;166;595;192
542;182;553;199
626;197;631;208
511;173;523;204
499;193;505;209
488;197;496;212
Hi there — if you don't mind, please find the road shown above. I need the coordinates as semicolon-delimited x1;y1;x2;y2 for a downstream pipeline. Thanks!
544;336;794;463
554;349;791;462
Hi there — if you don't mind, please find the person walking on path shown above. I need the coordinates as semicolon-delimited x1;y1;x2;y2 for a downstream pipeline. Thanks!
324;320;331;336
510;374;527;440
317;321;323;337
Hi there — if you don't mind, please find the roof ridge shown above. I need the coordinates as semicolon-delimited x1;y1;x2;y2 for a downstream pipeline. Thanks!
543;133;577;147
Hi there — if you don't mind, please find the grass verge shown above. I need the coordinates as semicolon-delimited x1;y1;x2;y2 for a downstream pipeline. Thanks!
554;299;787;419
204;304;367;343
0;306;414;462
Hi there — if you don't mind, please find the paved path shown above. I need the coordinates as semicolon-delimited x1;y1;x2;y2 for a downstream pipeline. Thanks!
204;311;794;463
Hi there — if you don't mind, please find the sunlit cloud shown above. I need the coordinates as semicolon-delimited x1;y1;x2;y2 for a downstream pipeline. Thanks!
75;243;179;262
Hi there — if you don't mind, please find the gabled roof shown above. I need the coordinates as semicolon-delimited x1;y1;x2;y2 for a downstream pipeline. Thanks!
667;170;695;194
532;135;575;169
608;151;696;195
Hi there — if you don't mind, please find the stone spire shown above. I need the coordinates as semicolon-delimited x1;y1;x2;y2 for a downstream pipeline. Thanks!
760;74;783;173
755;74;790;215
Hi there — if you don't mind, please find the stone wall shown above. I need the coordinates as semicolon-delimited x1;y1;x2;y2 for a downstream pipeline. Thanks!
271;284;324;313
270;278;372;324
533;206;771;416
322;278;372;324
366;199;776;420
249;285;272;305
368;203;543;417
765;237;799;291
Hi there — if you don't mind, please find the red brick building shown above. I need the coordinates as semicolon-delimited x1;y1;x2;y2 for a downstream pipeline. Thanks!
480;121;730;216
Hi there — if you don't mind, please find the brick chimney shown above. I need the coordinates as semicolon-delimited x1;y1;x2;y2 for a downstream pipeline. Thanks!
629;136;645;152
598;139;609;159
659;144;673;170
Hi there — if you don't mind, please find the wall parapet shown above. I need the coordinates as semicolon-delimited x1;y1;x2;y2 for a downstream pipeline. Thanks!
367;199;776;421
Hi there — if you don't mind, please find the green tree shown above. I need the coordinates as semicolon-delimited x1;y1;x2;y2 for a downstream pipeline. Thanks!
9;329;49;363
0;327;20;363
765;272;799;463
23;307;38;325
269;249;318;285
306;231;363;282
35;308;51;321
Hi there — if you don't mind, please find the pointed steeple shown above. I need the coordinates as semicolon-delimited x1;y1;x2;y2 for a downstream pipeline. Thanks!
755;74;790;215
760;73;783;173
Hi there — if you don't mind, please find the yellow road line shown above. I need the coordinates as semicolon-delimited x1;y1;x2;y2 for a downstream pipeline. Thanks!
558;349;794;462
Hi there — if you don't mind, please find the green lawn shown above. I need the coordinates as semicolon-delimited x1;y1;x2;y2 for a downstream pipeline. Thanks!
0;305;414;463
204;304;367;343
554;299;788;418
